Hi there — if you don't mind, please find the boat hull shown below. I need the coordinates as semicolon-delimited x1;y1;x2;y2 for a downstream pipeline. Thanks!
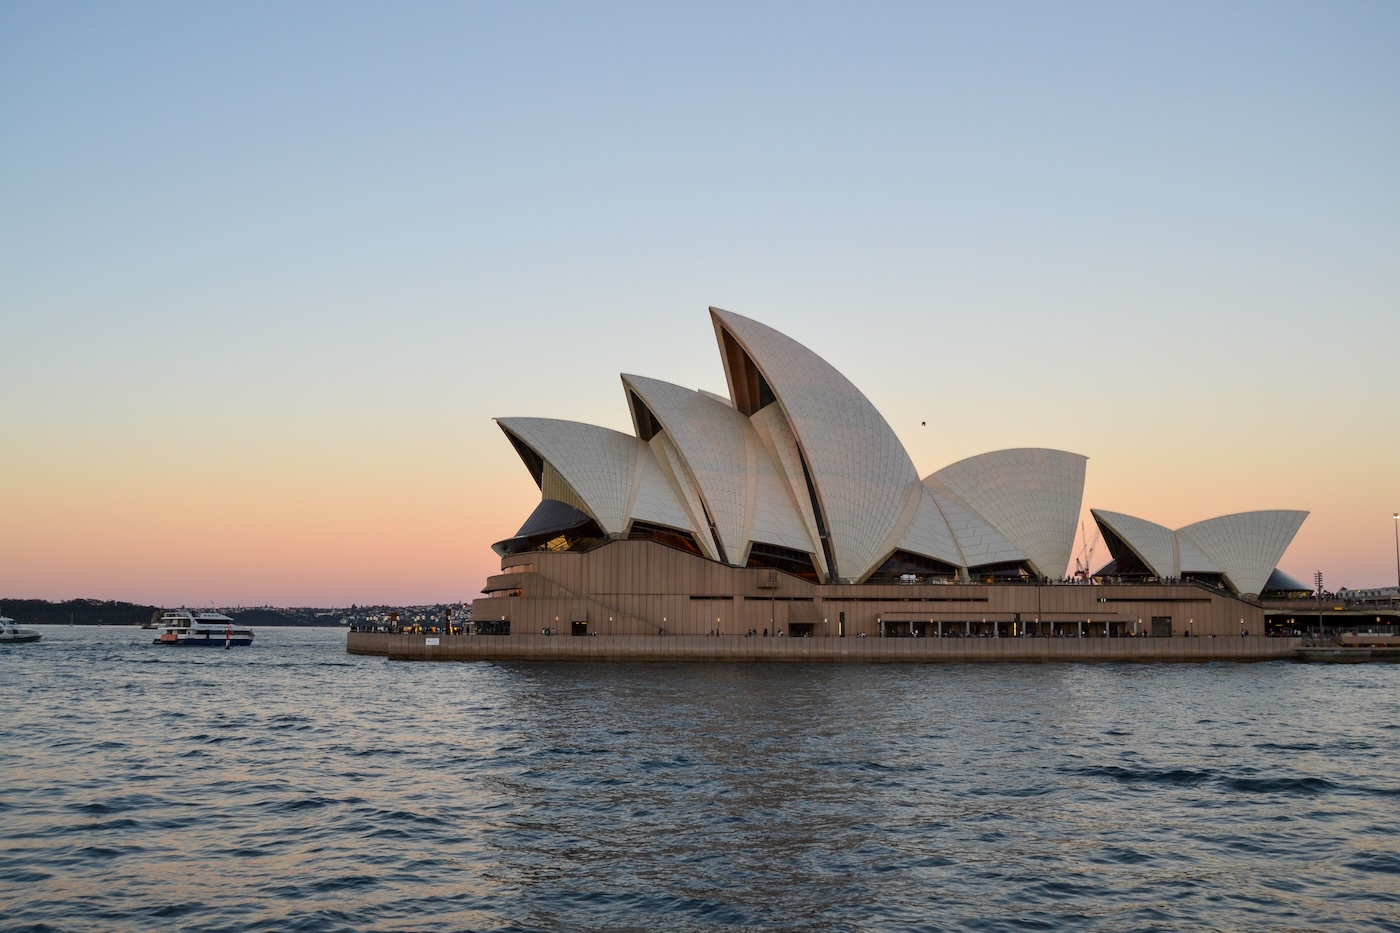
153;635;254;647
0;633;42;644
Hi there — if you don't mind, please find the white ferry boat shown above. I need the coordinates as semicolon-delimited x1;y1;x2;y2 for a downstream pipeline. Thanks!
152;610;254;647
0;615;42;644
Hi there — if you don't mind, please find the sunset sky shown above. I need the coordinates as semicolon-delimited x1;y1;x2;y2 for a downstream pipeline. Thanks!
3;2;1397;607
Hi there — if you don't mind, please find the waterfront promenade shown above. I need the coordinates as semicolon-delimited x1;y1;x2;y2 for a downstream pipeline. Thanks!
347;632;1300;663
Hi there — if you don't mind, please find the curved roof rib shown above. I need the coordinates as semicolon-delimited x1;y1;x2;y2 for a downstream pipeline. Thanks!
930;448;1087;579
1091;510;1176;578
1177;510;1308;598
710;307;919;582
496;418;644;536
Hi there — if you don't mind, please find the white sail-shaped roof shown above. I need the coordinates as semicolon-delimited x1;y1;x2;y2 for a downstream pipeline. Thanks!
1177;511;1308;597
629;438;697;535
647;433;721;560
711;307;919;581
923;479;1025;568
1174;533;1220;574
497;418;647;536
1091;509;1176;578
623;374;753;565
930;448;1086;579
749;403;830;576
746;419;822;559
494;308;1309;594
1092;508;1307;596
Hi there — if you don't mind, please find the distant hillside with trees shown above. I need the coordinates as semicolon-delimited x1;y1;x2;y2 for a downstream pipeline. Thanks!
0;598;159;626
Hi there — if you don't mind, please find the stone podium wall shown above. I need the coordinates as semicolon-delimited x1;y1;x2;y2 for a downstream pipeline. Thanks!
348;632;1299;663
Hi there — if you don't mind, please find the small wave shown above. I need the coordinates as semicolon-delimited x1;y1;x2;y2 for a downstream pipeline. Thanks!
73;801;119;815
1073;765;1214;787
1346;851;1400;875
3;869;53;884
1222;776;1336;795
353;808;449;827
996;785;1053;798
270;796;336;813
348;746;404;757
82;817;144;833
1256;742;1323;752
1356;784;1400;800
307;873;381;893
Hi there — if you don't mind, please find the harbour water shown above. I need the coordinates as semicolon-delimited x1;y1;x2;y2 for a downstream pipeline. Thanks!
2;625;1398;932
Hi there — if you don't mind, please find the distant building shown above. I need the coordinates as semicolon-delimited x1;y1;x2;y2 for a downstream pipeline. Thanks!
1337;587;1400;602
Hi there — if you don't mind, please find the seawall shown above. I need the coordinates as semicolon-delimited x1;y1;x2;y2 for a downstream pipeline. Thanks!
347;632;1300;663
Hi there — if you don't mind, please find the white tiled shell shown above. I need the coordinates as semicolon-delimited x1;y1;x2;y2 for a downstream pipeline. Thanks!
750;402;829;577
923;479;1025;568
496;417;641;536
648;433;721;561
895;486;967;568
697;389;733;407
712;307;920;581
1174;533;1220;574
929;448;1087;579
1090;509;1176;578
623;375;753;564
746;419;820;558
629;440;696;535
1176;510;1308;597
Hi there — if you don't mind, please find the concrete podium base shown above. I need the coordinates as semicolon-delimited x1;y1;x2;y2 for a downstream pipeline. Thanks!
347;632;1300;663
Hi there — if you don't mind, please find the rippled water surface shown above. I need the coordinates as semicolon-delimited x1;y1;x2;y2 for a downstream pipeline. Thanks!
3;626;1399;932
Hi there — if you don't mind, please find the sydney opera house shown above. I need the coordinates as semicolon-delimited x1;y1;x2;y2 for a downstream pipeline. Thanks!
470;308;1307;641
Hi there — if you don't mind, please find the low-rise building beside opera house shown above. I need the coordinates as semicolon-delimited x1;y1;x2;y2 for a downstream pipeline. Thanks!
447;307;1309;653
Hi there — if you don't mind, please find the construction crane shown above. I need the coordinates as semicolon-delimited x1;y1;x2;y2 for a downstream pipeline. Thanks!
1073;520;1101;581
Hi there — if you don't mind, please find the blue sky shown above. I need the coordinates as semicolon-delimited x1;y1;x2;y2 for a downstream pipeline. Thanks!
2;2;1397;604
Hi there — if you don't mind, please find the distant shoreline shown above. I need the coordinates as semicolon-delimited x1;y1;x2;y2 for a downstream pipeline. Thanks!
0;598;468;629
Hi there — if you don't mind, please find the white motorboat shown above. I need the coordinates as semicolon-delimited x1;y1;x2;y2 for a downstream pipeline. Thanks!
152;610;254;647
0;615;42;644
